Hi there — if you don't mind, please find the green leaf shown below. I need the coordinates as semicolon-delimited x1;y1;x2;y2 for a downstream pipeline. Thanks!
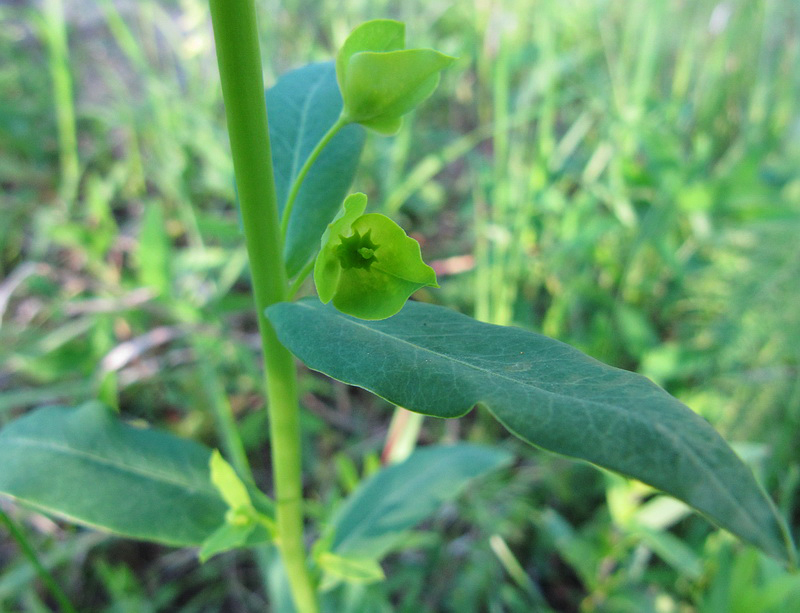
199;511;273;562
209;450;251;509
335;19;405;90
0;402;227;547
266;299;796;564
198;521;255;563
200;451;275;561
267;62;365;276
313;193;438;320
341;49;455;135
316;552;385;589
325;444;511;559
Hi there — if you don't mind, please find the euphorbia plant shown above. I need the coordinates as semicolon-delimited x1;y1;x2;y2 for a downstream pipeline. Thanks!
0;4;795;613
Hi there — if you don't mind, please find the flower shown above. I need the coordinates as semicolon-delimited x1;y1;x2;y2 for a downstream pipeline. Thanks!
336;20;456;135
314;193;438;320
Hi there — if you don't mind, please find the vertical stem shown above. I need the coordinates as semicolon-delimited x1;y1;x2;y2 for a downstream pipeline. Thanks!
208;2;318;612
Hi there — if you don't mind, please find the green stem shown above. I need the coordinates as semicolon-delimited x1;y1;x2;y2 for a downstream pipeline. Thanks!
280;115;348;239
0;508;78;613
208;3;317;612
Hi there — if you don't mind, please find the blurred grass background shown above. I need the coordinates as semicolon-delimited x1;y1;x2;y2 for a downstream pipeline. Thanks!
1;0;799;610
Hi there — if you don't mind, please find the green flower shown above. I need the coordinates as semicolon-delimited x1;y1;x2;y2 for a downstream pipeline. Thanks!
314;193;438;320
336;20;456;135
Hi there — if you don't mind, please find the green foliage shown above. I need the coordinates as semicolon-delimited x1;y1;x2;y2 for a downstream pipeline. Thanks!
267;298;794;563
325;444;511;560
1;0;799;610
316;552;385;589
335;20;405;83
267;62;365;276
199;451;275;562
314;193;438;319
699;538;800;613
210;449;252;509
312;444;510;592
0;402;227;546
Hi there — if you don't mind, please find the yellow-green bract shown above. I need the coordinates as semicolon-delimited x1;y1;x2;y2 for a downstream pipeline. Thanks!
336;19;456;135
314;193;438;320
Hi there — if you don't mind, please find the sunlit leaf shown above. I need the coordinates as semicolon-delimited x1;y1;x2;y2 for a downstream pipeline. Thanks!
209;450;251;510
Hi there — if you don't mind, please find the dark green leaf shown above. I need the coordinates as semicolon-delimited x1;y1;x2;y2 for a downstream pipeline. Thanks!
0;402;227;547
326;444;511;559
267;299;796;564
267;62;365;276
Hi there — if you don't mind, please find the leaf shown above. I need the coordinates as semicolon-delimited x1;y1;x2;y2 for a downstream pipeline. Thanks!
314;193;437;320
210;449;251;509
316;552;385;589
198;514;273;563
0;402;227;547
200;451;275;561
198;521;255;563
341;49;455;135
266;299;796;564
335;19;405;90
267;62;365;276
325;444;511;559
